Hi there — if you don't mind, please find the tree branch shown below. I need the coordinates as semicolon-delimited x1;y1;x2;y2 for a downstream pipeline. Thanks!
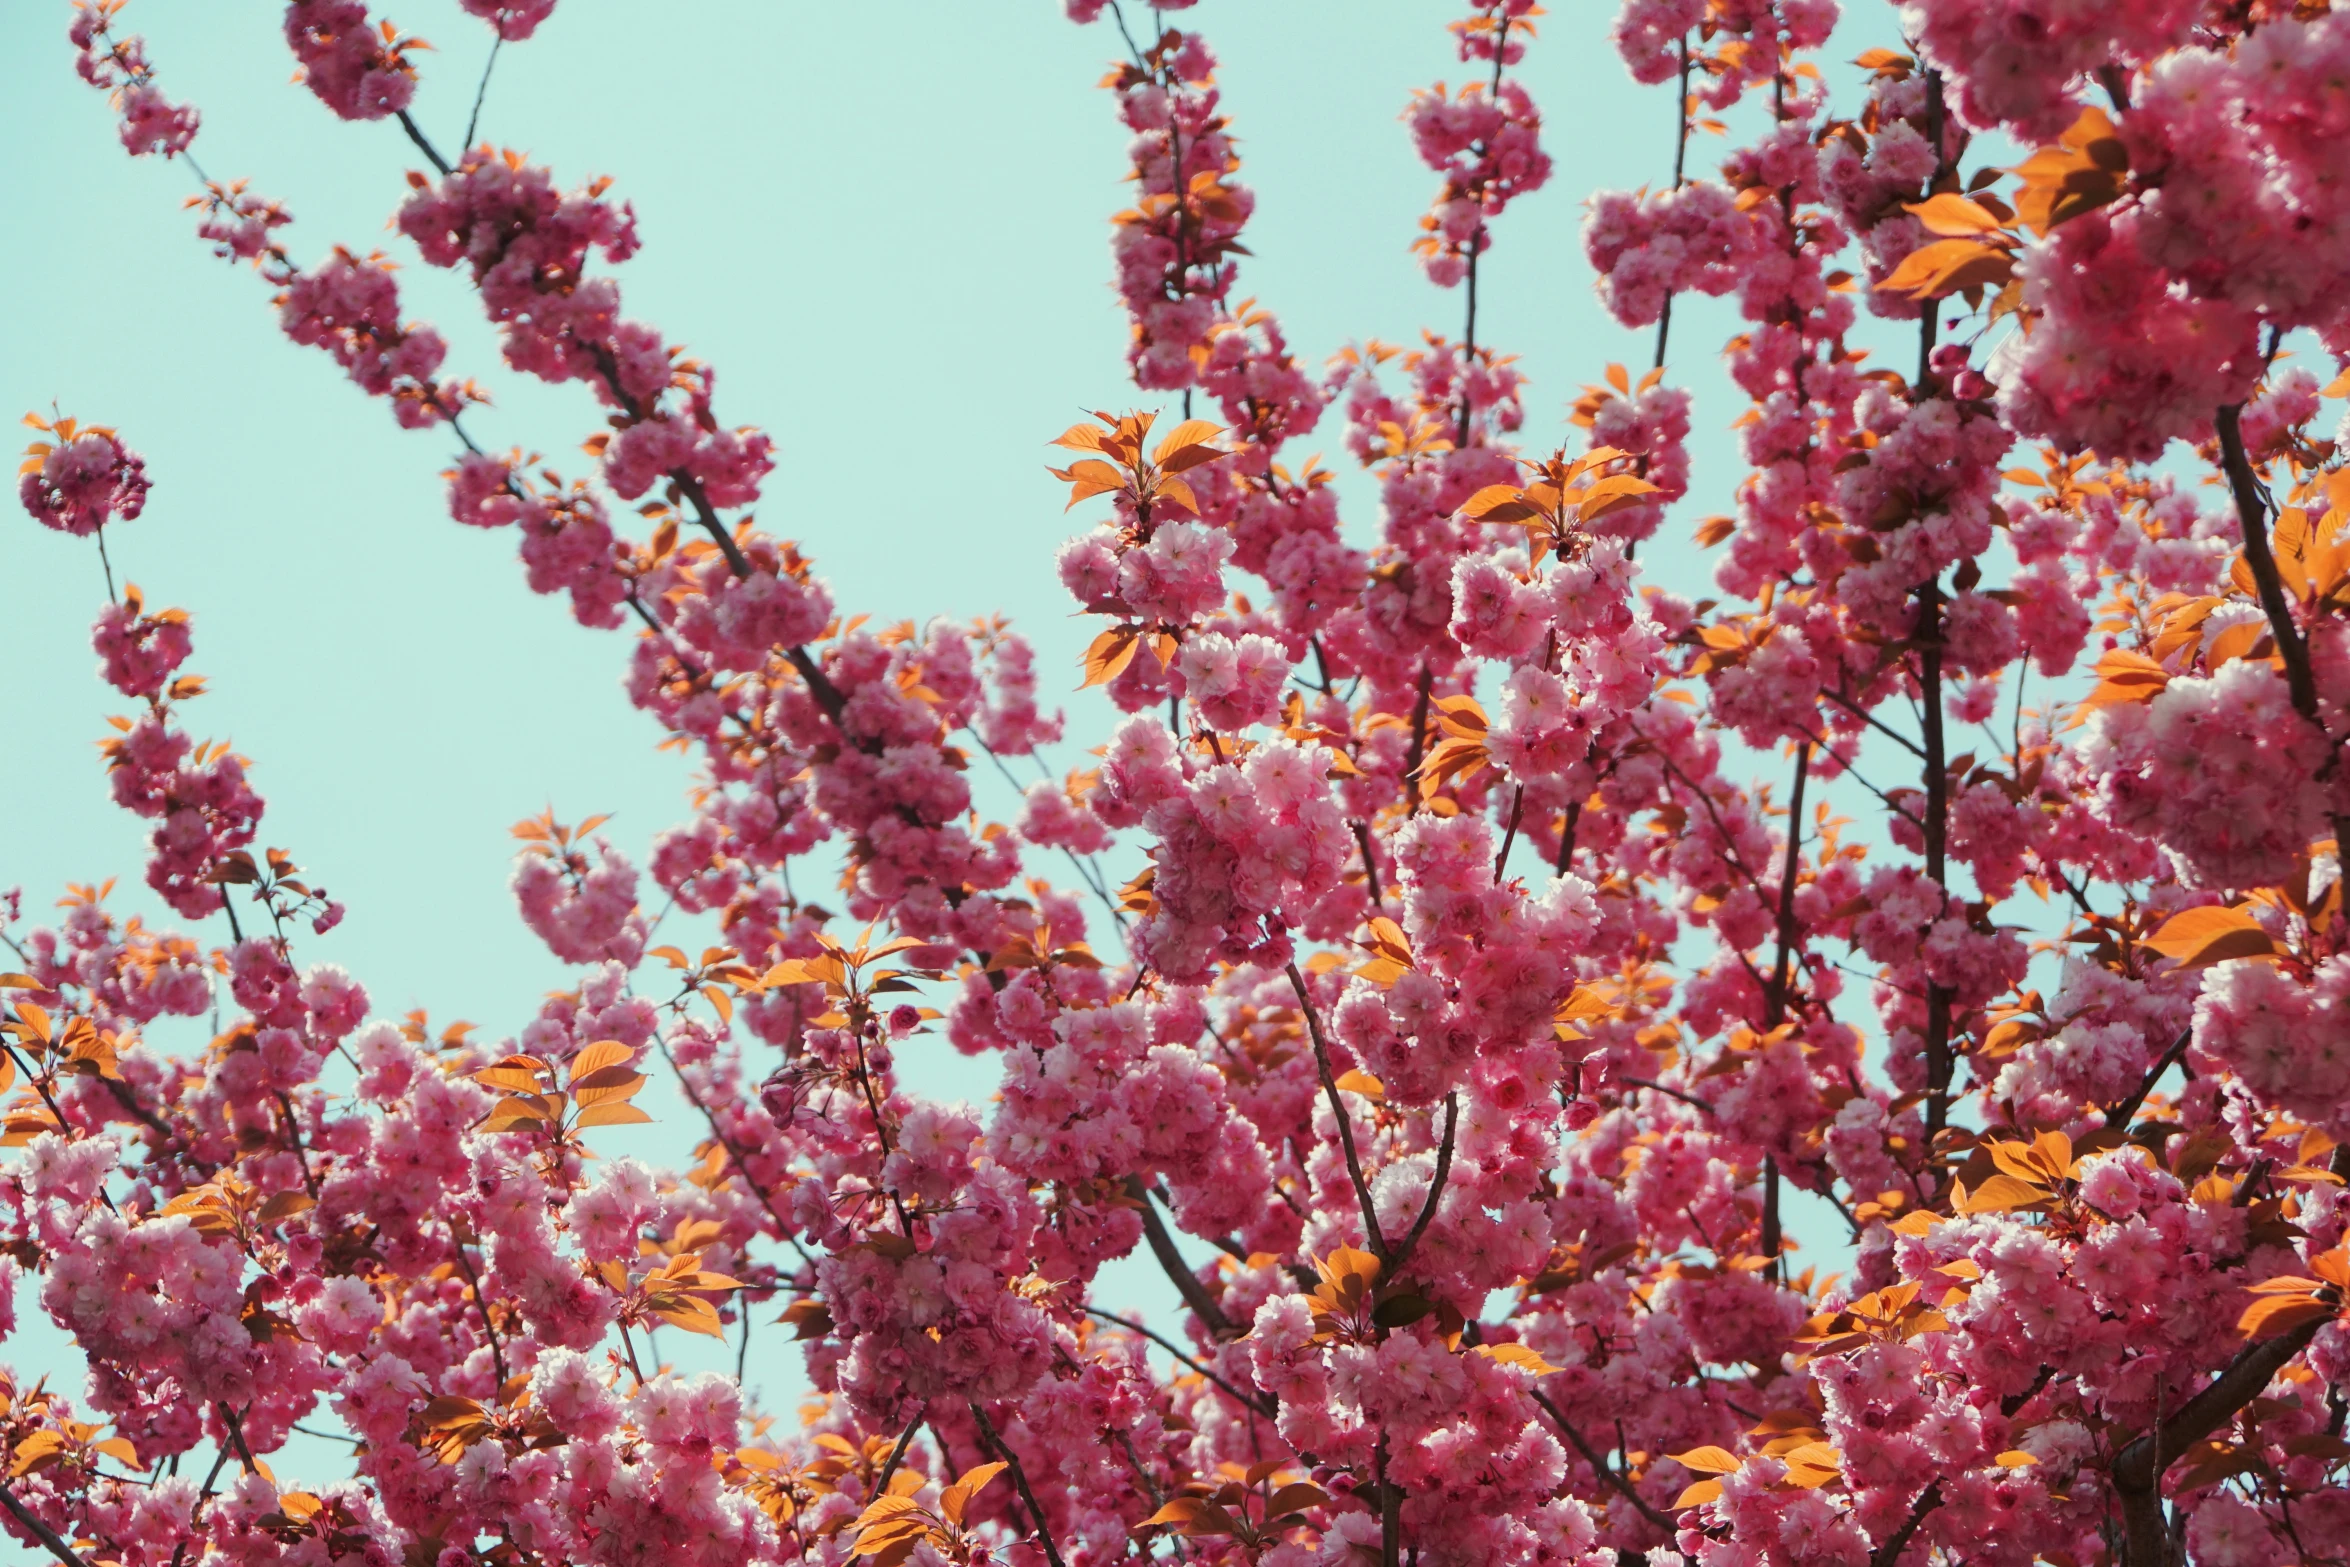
874;1413;922;1490
1083;1306;1273;1416
0;1478;91;1567
395;109;451;175
1286;964;1389;1262
2215;403;2318;722
2112;1321;2323;1567
1868;1480;1941;1567
968;1403;1068;1567
1531;1390;1675;1537
1383;1092;1458;1282
2105;1029;2191;1131
449;1235;509;1388
1121;1175;1235;1337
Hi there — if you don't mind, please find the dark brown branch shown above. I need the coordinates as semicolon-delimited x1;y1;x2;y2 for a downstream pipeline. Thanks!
1821;685;1928;760
1652;36;1693;373
670;470;757;583
1556;798;1583;876
103;1077;173;1145
1868;1480;1942;1567
653;1035;794;1237
1286;964;1389;1262
395;110;452;176
1354;819;1386;909
1494;787;1527;882
450;1237;509;1387
462;35;502;151
1376;1427;1402;1567
2215;404;2319;722
2106;1029;2192;1131
0;1478;91;1567
1401;664;1435;811
217;1404;256;1474
1757;743;1809;1284
1621;1076;1716;1116
1919;576;1954;1143
1083;1306;1274;1416
1764;744;1810;1028
2112;1322;2324;1567
1384;1093;1458;1281
1122;1175;1235;1337
275;1090;322;1200
1531;1390;1676;1536
968;1402;1069;1567
875;1413;922;1490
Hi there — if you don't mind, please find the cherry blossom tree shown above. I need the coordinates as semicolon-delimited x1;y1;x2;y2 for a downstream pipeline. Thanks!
11;2;2350;1566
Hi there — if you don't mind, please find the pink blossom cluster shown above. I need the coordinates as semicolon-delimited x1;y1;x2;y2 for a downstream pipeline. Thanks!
1101;27;1253;390
69;2;198;157
1905;0;2201;141
1610;0;1701;85
283;0;419;122
1584;181;1759;330
457;0;556;42
1408;7;1551;289
276;247;468;429
20;2;2350;1565
18;425;149;539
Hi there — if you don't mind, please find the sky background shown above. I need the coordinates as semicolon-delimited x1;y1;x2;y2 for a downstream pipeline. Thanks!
0;0;1952;1450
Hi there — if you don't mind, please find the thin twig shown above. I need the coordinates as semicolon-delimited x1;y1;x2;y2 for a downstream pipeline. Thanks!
1122;1176;1235;1336
1620;1076;1716;1116
1083;1307;1274;1416
652;1034;794;1236
1384;1093;1458;1281
1867;1480;1942;1567
968;1403;1069;1567
2106;1029;2191;1131
1286;964;1388;1262
1820;686;1928;760
449;1237;509;1388
1531;1390;1675;1536
395;109;451;175
462;35;503;151
0;1478;91;1567
875;1414;923;1490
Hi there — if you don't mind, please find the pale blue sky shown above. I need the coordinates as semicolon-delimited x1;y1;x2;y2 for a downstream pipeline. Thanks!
5;0;1719;1033
1;0;1903;1425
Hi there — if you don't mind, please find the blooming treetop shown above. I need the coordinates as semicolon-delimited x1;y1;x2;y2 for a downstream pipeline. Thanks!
11;2;2350;1567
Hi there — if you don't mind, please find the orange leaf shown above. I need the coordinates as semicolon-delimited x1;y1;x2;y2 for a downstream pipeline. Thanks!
1082;627;1143;688
1903;193;2008;237
2239;1293;2336;1340
2072;648;2171;717
1051;458;1125;509
1461;484;1539;524
1952;1172;2051;1214
2012;107;2128;236
575;1102;655;1128
569;1040;636;1080
2144;906;2277;971
1473;1342;1559;1375
1877;238;2015;301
